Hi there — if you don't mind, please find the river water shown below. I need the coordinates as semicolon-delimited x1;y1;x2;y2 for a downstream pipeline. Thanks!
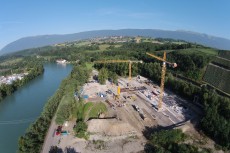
0;63;72;153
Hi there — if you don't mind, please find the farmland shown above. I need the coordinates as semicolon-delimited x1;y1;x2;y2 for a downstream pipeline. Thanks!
203;64;230;93
212;57;230;69
219;50;230;60
176;48;218;56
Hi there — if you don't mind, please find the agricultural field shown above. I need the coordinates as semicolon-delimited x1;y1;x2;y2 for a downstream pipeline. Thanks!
99;44;110;51
177;48;218;56
203;64;230;93
212;57;230;69
99;44;121;51
218;50;230;60
74;41;91;46
0;57;23;66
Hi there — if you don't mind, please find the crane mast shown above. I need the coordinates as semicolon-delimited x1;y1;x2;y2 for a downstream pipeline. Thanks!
146;52;177;110
94;59;142;97
94;60;142;81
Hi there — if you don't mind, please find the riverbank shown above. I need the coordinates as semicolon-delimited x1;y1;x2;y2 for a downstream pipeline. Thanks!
18;64;89;153
0;63;72;153
0;64;44;102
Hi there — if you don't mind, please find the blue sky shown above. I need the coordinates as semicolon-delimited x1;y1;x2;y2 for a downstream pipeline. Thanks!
0;0;230;49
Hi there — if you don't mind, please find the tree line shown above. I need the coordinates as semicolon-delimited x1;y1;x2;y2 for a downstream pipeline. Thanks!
0;64;44;101
18;64;90;153
144;129;212;153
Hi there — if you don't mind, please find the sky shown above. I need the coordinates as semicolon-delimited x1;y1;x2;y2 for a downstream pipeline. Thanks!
0;0;230;49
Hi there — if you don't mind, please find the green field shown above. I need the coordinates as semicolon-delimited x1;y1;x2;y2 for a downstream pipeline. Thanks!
88;102;107;118
212;57;230;69
85;62;93;69
80;102;107;120
0;57;23;66
75;41;91;46
99;44;110;51
203;64;230;93
177;48;218;56
218;50;230;60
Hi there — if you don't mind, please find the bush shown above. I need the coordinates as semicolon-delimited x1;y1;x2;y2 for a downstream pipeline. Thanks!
74;120;88;139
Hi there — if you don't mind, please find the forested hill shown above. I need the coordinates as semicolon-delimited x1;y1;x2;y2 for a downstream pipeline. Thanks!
1;29;230;55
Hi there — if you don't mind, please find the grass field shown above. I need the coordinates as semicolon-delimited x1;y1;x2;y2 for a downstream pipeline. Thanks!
172;41;187;45
75;41;91;46
88;102;107;118
99;44;110;51
0;57;23;66
212;57;230;69
99;44;121;51
77;102;107;120
85;62;93;70
218;50;230;60
83;102;94;118
177;48;218;56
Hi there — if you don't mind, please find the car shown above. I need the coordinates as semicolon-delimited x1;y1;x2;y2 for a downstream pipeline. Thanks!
55;131;61;135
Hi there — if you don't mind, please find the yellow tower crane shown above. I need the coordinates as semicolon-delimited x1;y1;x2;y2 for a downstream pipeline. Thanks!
94;60;142;98
94;60;143;80
146;52;177;110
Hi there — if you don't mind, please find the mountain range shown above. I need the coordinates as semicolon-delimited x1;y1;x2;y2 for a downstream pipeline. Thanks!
1;29;230;55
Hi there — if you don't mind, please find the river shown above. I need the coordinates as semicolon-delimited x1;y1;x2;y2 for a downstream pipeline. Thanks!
0;63;72;153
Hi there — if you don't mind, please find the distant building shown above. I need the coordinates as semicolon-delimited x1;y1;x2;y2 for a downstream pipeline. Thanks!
56;59;67;64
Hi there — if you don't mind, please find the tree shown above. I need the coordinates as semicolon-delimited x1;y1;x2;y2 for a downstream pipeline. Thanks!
73;120;88;139
98;68;108;84
108;71;118;84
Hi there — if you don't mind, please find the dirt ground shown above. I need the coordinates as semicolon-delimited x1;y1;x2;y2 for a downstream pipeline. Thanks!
177;121;225;153
46;72;222;153
67;136;146;153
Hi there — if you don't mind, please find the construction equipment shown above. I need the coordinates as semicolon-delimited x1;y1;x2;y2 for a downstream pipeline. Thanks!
146;52;177;110
94;60;143;80
95;60;142;99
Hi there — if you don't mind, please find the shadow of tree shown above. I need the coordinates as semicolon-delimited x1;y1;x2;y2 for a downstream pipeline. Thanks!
143;119;190;140
65;147;78;153
49;146;63;153
142;117;205;153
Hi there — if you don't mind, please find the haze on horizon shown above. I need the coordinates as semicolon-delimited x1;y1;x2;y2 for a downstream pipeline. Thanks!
0;0;230;50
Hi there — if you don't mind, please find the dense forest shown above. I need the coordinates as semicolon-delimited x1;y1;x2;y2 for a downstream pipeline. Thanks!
1;38;227;151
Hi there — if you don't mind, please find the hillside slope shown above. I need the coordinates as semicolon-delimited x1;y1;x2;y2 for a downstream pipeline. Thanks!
203;50;230;94
1;29;230;55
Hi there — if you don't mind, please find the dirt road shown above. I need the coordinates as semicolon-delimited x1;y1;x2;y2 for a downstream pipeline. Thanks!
41;117;58;153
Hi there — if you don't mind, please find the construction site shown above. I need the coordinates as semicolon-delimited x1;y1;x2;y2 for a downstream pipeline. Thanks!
63;69;197;152
83;69;195;130
50;53;200;153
